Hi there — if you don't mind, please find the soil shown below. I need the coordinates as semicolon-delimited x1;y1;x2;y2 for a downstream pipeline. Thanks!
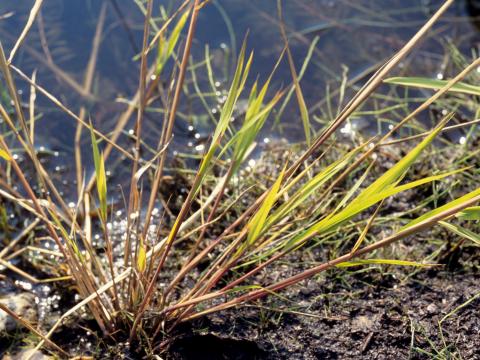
168;266;480;359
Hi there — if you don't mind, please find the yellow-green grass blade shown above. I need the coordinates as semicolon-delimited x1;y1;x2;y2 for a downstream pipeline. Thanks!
351;200;383;254
247;167;285;245
402;187;480;230
231;85;282;172
336;259;438;268
228;90;283;151
137;240;147;272
384;77;480;96
264;143;367;229
332;158;375;215
352;114;452;205
156;9;189;76
0;148;11;161
164;42;254;247
439;221;480;246
207;90;283;185
283;168;465;252
210;43;251;148
196;41;252;184
89;123;107;221
456;206;480;221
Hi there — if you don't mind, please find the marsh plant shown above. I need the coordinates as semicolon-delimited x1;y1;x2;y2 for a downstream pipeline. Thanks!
0;0;480;357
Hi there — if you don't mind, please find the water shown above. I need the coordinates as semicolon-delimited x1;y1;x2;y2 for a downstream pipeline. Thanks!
0;0;479;197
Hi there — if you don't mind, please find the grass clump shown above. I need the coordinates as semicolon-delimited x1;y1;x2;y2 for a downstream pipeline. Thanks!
0;0;479;357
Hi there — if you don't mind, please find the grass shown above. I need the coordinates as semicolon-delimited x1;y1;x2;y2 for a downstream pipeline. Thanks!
0;0;479;357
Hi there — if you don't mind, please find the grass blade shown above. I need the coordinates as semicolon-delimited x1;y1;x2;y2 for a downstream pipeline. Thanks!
247;167;285;245
156;9;189;76
351;200;383;254
353;114;451;204
8;0;44;62
384;77;480;96
89;123;107;222
439;221;480;246
403;187;480;230
336;259;438;268
456;206;480;221
0;148;11;161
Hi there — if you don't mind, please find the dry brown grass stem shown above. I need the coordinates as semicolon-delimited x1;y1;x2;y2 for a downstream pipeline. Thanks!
0;302;68;356
128;0;202;332
8;0;44;62
141;0;200;244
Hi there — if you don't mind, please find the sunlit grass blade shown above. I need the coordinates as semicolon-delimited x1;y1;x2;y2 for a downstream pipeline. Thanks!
439;221;480;246
89;122;107;222
332;159;375;214
0;148;11;161
195;40;253;190
384;77;480;96
351;200;383;254
137;239;147;273
282;166;465;252
230;87;283;173
352;114;452;204
8;0;44;62
403;187;480;230
456;206;480;221
247;167;285;245
265;142;368;229
336;259;438;268
156;9;189;76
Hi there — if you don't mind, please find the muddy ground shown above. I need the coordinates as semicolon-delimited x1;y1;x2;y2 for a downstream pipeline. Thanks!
168;261;480;359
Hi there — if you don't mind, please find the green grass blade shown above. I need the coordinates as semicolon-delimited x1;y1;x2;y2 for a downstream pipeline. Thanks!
0;149;11;161
89;123;107;221
333;159;375;214
352;114;452;204
284;168;465;252
137;241;147;272
167;10;189;57
403;187;480;230
439;221;480;246
336;259;437;268
384;77;480;96
265;143;368;228
247;167;285;245
351;200;383;254
456;206;480;221
196;40;252;184
231;90;283;172
156;9;189;76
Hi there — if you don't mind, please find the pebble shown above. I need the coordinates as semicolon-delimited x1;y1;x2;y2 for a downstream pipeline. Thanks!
2;348;52;360
426;303;438;314
352;315;375;332
0;293;37;333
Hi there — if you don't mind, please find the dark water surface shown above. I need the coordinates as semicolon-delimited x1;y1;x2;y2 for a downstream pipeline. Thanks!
0;0;479;198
